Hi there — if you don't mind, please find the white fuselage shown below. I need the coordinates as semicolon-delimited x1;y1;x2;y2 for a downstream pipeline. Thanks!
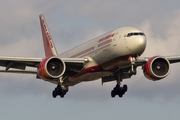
59;27;146;86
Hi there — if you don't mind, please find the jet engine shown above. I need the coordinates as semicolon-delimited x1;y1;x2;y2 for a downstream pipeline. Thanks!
37;56;66;80
143;56;170;81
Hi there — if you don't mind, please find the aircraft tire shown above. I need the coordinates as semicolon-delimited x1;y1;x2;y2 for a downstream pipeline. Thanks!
52;90;57;98
123;84;128;92
60;94;64;98
118;93;123;98
111;90;116;98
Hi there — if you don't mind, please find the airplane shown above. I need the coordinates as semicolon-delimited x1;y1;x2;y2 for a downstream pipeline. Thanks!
0;14;180;98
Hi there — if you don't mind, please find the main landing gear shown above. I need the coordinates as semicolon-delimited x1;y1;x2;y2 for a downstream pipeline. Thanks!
52;84;68;98
111;57;137;98
111;84;128;98
110;69;128;98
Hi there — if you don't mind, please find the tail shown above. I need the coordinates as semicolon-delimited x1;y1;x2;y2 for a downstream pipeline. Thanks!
39;14;58;57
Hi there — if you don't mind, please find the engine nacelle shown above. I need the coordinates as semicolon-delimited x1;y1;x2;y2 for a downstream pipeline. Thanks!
143;56;170;81
37;56;66;81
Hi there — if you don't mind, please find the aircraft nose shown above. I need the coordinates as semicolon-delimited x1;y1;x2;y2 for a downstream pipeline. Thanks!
138;36;146;48
127;36;146;55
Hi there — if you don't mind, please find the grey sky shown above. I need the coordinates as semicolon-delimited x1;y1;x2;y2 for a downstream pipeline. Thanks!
0;0;180;120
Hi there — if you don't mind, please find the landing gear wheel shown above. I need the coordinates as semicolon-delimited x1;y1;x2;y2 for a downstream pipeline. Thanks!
111;84;128;98
52;90;57;98
118;92;123;98
111;90;115;98
60;90;67;98
123;84;128;92
60;94;64;98
52;84;69;98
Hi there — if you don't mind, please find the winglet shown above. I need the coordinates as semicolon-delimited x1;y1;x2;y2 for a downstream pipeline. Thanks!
39;14;58;57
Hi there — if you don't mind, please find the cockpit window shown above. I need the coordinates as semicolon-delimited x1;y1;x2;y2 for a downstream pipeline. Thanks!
139;33;145;35
127;32;145;37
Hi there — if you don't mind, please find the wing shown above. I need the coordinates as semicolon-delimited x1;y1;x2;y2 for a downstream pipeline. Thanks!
0;56;85;74
164;56;180;63
102;55;180;84
120;55;180;70
134;55;180;67
0;56;42;73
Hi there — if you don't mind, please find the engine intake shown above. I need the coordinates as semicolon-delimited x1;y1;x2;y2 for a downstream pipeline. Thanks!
37;57;66;80
143;56;170;81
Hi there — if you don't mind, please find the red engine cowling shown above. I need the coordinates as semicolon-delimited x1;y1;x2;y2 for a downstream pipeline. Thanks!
143;56;170;81
37;56;66;81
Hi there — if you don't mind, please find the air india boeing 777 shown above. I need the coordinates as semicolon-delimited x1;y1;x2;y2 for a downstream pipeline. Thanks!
0;14;179;98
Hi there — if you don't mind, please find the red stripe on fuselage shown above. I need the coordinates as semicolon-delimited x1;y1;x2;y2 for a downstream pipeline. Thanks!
98;39;112;47
66;54;133;83
79;44;110;58
70;39;112;58
70;47;94;58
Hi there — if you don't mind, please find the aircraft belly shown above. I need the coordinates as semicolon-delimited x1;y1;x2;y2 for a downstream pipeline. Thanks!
64;71;112;86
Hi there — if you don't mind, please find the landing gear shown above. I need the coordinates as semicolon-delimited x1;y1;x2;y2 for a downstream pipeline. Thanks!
110;56;137;98
52;84;68;98
111;70;128;98
111;84;128;98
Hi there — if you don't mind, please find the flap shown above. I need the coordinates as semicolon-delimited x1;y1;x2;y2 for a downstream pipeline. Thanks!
0;56;42;70
0;70;37;74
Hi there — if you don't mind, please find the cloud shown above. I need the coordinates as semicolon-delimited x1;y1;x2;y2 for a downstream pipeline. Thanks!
139;10;180;57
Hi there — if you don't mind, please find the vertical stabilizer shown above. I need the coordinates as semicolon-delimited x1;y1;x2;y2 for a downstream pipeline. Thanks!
39;14;58;57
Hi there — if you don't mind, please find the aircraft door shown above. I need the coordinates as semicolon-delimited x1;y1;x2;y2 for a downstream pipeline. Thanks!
110;33;119;55
112;33;118;46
